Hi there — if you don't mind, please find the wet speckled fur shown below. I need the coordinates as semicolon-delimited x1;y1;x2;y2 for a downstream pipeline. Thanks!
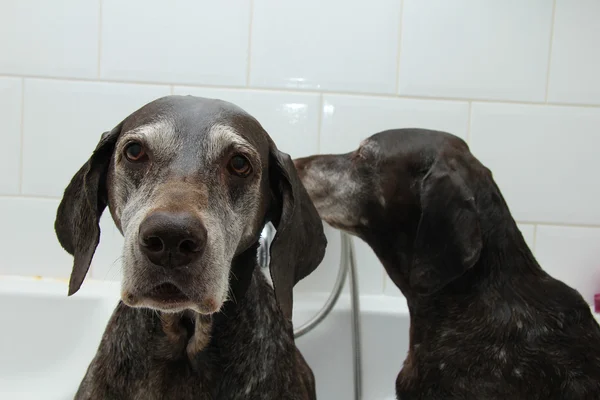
76;268;314;400
295;128;600;400
55;96;326;400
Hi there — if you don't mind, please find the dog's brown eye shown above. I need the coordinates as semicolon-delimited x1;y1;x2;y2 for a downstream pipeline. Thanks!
228;155;252;177
124;142;147;162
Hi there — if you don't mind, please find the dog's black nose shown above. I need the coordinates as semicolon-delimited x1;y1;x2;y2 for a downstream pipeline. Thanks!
138;211;207;268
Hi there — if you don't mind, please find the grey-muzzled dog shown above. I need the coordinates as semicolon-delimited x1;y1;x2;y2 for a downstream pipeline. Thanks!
55;95;326;399
295;128;600;400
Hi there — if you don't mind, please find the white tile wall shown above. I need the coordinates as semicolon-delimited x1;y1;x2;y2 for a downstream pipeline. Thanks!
518;223;536;252
22;79;170;197
250;0;402;93
398;0;553;101
101;0;251;86
0;0;99;78
0;1;599;304
547;0;600;105
536;225;600;306
0;77;22;195
470;102;600;225
0;198;71;278
320;95;469;153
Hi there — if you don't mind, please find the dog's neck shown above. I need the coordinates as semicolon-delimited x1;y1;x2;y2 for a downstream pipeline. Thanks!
406;214;546;351
158;242;262;363
369;196;546;335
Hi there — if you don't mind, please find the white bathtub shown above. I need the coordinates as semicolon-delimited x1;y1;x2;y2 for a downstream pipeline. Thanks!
0;276;410;400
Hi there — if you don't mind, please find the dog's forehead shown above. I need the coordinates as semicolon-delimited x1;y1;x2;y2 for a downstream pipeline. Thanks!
121;95;268;151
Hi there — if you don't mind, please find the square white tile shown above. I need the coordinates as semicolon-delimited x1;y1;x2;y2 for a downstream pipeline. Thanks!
547;0;600;105
398;0;553;101
250;0;401;93
320;94;469;154
0;78;22;195
22;79;170;197
535;225;600;306
101;0;251;86
0;0;99;78
0;198;72;278
173;87;320;158
470;102;600;225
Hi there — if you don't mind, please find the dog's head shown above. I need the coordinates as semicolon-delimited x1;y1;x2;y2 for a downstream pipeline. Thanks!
295;128;491;297
55;95;326;319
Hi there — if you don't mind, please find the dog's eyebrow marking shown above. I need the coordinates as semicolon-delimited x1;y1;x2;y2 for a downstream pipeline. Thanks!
207;123;257;160
124;119;178;156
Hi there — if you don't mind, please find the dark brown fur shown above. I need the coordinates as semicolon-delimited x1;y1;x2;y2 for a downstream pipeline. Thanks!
55;95;326;399
295;128;600;400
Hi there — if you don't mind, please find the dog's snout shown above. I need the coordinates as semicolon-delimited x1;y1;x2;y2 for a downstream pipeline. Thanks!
139;211;207;268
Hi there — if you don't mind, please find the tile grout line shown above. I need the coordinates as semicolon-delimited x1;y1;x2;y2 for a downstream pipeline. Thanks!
2;73;600;109
17;78;26;194
245;0;255;87
394;0;405;95
0;194;61;201
97;0;103;79
517;220;600;229
544;0;557;102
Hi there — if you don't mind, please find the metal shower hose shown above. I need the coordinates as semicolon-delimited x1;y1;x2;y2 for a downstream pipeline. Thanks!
259;227;363;400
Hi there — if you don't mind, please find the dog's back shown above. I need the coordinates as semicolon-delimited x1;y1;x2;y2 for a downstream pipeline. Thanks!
398;248;600;399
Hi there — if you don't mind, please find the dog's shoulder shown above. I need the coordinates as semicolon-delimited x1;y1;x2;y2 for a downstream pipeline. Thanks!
399;273;600;399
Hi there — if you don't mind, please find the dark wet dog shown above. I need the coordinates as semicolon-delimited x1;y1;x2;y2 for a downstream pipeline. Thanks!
295;128;600;400
55;95;326;399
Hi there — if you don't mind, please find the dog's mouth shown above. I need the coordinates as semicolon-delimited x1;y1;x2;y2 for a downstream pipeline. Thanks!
123;282;222;314
145;283;190;303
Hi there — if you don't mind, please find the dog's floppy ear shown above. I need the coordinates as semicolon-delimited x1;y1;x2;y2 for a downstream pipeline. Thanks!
410;156;482;295
55;124;122;296
268;141;327;320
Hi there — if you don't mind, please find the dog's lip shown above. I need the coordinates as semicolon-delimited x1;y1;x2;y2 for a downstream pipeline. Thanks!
124;283;222;314
142;282;190;303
